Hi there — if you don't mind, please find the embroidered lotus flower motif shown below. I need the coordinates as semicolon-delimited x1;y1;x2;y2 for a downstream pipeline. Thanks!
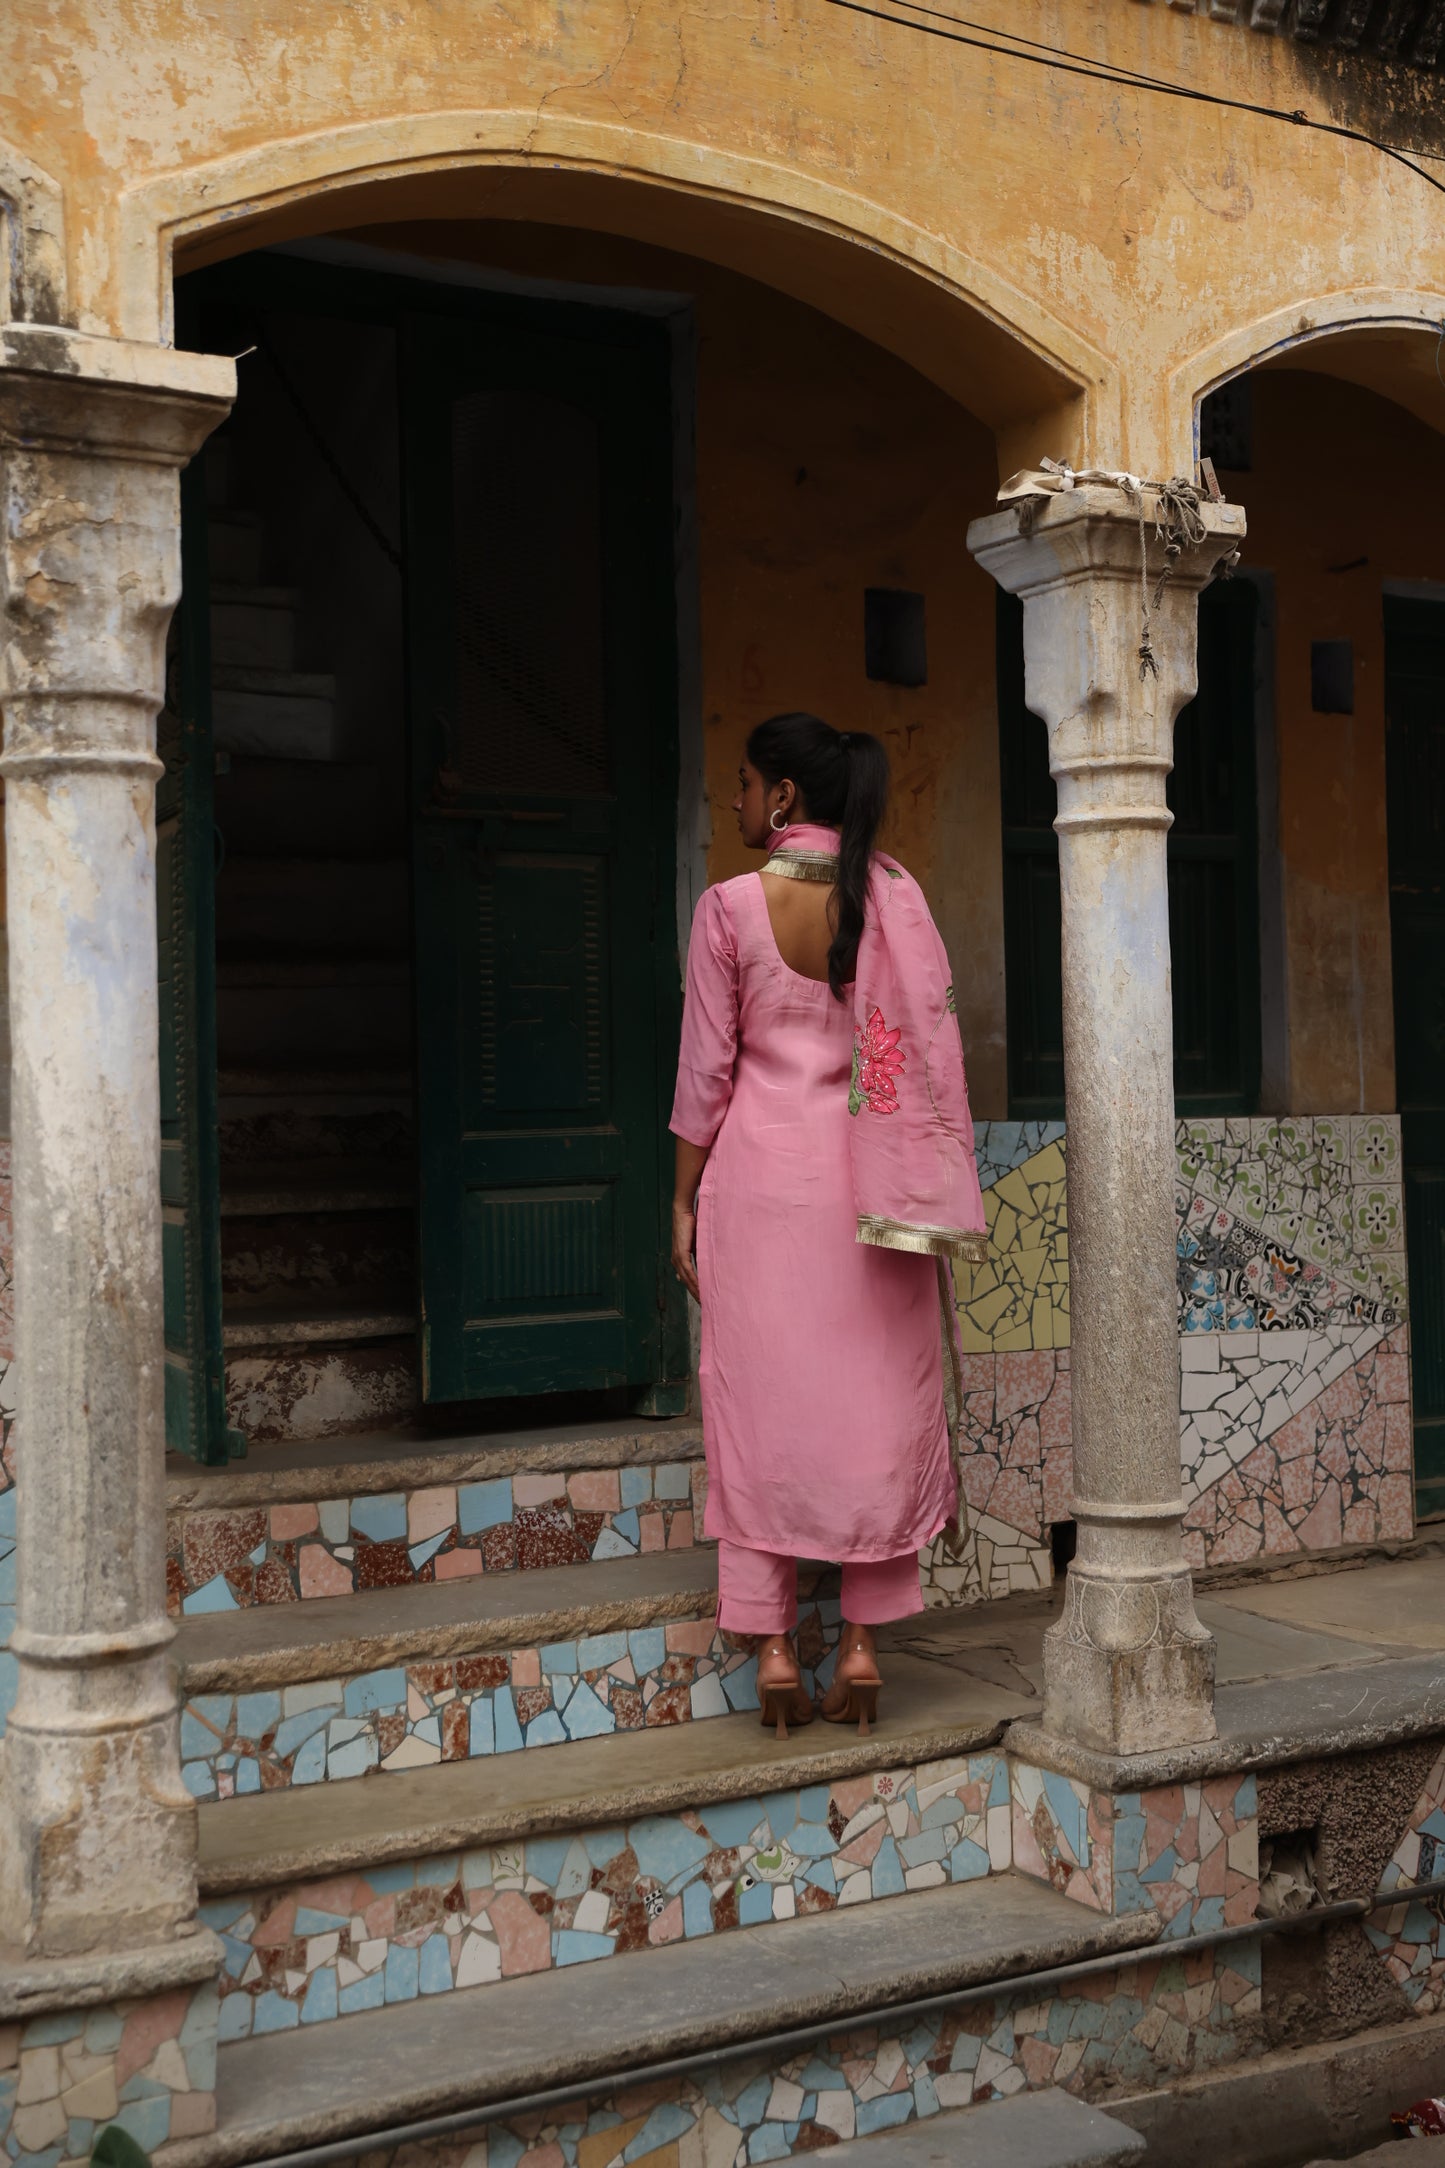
849;1007;904;1116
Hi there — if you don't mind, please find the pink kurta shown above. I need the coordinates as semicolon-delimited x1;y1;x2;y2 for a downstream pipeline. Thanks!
671;873;955;1563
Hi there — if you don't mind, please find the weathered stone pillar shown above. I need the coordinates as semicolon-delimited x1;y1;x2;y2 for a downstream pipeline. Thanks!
968;481;1246;1757
0;324;233;1957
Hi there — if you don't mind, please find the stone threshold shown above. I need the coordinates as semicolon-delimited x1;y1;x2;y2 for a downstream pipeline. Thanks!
1008;1643;1445;1793
197;1650;1019;1891
162;1879;1161;2167
166;1416;703;1511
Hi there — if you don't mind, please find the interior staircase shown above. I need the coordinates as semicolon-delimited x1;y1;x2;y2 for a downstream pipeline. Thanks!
207;440;420;1449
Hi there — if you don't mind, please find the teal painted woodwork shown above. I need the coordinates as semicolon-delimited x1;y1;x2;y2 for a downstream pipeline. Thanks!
157;457;240;1462
402;303;686;1405
999;578;1261;1117
1384;598;1445;1512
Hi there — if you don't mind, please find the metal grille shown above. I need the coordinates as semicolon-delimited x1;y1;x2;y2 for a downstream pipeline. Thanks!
450;389;609;796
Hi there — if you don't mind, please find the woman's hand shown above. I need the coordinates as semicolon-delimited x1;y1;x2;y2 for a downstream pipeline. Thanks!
672;1199;700;1304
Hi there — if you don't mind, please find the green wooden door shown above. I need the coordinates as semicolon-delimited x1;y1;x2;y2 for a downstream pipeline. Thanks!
157;457;239;1462
402;306;685;1406
1384;597;1445;1513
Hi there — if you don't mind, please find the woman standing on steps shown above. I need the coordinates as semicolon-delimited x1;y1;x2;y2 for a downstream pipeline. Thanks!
670;713;987;1741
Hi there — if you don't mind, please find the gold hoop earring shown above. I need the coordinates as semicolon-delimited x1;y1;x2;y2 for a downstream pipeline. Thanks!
770;809;788;832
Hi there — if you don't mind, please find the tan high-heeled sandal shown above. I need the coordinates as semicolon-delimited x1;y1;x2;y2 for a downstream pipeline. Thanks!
821;1626;883;1738
756;1635;814;1742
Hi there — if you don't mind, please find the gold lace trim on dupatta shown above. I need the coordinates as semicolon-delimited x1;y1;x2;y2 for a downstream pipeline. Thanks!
762;850;840;884
857;1213;988;1265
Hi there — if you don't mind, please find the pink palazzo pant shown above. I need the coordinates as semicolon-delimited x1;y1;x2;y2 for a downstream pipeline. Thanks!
716;1541;924;1635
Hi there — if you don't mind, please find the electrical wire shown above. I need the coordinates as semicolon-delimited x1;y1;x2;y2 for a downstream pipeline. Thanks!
824;0;1445;200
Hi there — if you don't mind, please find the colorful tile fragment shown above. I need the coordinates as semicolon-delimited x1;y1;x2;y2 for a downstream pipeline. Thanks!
180;1603;842;1802
167;1459;706;1617
201;1754;1010;2037
364;1942;1260;2168
0;1978;218;2164
1367;1745;1445;2009
1010;1764;1259;1937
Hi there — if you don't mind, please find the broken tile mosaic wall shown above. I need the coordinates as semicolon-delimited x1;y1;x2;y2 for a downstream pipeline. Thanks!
166;1461;706;1617
180;1602;842;1801
0;1979;218;2164
1366;1744;1445;2011
376;1941;1262;2168
201;1754;1011;2039
1009;1765;1259;1937
936;1116;1413;1591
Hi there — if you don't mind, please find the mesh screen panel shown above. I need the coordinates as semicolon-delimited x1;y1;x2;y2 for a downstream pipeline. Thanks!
449;388;609;795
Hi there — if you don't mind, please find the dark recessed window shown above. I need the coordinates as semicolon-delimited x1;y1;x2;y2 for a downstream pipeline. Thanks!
1200;378;1253;474
1311;638;1354;715
997;579;1262;1117
864;588;927;687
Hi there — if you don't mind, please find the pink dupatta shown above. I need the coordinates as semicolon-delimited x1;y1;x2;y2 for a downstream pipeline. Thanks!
765;823;987;1551
765;822;987;1264
762;819;987;1552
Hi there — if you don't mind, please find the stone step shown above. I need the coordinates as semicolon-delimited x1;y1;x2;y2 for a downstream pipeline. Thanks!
165;1877;1161;2166
225;1335;419;1446
210;582;302;671
216;971;411;1071
208;508;264;586
211;667;341;762
819;2091;1145;2168
165;1417;705;1616
215;853;409;960
220;1295;415;1350
174;1549;817;1800
195;1642;1023;1890
219;1210;413;1301
214;756;401;859
218;1157;413;1216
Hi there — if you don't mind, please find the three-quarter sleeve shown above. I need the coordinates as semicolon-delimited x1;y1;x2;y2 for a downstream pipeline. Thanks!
670;884;740;1148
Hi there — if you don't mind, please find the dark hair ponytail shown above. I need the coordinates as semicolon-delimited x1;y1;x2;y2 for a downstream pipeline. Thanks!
746;711;891;999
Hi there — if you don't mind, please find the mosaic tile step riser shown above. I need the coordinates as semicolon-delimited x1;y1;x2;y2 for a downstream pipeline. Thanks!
279;1944;1266;2168
202;1752;1266;2046
169;1462;707;1617
182;1603;843;1803
204;1754;1014;2042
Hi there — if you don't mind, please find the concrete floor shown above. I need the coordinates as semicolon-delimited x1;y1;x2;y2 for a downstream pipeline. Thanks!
882;1548;1445;1711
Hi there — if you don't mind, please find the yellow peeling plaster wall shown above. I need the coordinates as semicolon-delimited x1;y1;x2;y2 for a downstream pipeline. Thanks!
10;3;1445;481
360;222;1009;1112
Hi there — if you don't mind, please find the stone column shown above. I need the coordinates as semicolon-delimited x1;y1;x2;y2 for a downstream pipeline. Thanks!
968;482;1245;1757
0;324;233;1957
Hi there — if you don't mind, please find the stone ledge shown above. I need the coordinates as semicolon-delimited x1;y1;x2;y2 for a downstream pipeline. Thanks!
197;1649;1022;1892
176;1545;721;1692
0;1927;223;2021
161;1880;1162;2166
1008;1646;1445;1792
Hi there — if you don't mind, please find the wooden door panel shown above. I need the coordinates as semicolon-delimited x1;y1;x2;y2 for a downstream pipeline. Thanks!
404;305;685;1406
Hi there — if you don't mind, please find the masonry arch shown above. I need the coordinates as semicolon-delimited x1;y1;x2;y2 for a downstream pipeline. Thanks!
1171;290;1445;474
117;109;1113;478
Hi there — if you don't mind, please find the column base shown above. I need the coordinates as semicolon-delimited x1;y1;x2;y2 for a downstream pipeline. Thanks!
0;1705;199;1959
1042;1568;1218;1758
